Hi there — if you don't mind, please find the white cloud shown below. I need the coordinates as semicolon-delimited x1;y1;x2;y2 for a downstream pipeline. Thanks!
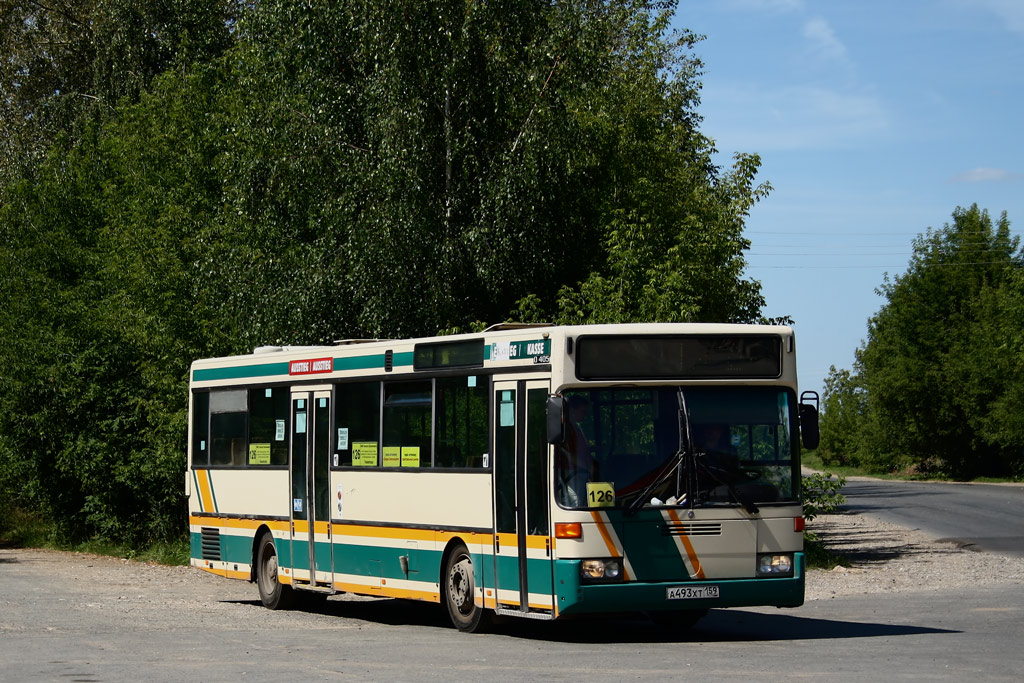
802;16;850;64
949;167;1020;183
702;84;888;151
956;0;1024;35
720;0;804;13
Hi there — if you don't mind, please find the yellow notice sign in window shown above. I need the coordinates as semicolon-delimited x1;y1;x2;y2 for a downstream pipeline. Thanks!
248;442;271;465
401;446;420;468
586;482;615;508
382;446;401;467
352;442;378;467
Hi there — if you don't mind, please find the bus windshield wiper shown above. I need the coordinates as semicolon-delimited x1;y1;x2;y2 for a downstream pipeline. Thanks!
694;457;760;515
680;388;759;515
624;448;685;516
625;388;694;516
677;387;696;514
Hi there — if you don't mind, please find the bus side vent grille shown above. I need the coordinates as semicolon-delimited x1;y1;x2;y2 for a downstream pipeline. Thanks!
201;527;222;560
663;522;722;537
384;350;393;372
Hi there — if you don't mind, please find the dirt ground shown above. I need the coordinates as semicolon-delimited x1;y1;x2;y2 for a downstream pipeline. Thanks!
805;510;1024;600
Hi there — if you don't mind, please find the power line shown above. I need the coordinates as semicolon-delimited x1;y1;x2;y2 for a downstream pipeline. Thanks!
751;244;1012;252
747;259;1018;270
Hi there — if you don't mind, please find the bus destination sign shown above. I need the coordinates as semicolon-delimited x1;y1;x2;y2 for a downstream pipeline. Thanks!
491;339;551;364
289;358;333;375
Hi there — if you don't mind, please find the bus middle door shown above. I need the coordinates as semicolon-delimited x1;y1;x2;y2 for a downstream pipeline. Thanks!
289;388;334;589
492;379;554;617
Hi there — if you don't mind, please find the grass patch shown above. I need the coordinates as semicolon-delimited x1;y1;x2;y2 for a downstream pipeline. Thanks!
804;532;849;570
0;508;189;565
801;451;874;479
136;539;190;565
0;507;52;548
802;450;1023;483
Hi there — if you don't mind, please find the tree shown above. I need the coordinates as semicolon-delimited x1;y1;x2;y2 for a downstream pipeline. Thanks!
817;365;866;467
1;0;778;546
950;266;1024;478
216;0;772;341
0;0;236;183
850;204;1020;478
0;1;237;544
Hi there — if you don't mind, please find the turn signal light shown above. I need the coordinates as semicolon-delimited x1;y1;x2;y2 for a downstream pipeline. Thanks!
555;522;583;539
794;517;805;532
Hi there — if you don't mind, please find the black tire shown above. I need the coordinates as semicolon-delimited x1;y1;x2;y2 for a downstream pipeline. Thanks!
256;532;293;610
443;543;490;632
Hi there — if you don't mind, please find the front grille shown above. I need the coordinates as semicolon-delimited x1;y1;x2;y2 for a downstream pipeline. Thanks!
663;522;722;537
200;527;222;560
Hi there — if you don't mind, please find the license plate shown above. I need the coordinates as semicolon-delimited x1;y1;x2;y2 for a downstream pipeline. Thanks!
666;585;719;600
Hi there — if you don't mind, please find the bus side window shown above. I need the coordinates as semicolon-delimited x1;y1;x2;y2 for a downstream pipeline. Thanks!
383;381;432;468
334;381;381;467
435;376;489;468
191;391;210;468
210;389;247;467
248;387;289;465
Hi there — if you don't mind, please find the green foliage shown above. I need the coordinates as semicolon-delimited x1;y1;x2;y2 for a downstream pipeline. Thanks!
0;0;236;184
822;205;1023;480
818;366;867;467
801;472;847;523
0;1;775;548
800;470;849;571
802;533;849;570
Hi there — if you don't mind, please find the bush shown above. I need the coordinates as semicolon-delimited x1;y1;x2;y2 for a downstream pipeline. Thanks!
802;472;846;523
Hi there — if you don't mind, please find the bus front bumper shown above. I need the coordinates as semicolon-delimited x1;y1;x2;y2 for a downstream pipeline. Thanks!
554;552;805;616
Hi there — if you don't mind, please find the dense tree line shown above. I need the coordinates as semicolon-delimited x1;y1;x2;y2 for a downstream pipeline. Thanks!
819;205;1024;480
0;1;773;545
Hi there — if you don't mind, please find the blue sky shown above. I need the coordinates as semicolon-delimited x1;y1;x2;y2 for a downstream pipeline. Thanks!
675;0;1024;396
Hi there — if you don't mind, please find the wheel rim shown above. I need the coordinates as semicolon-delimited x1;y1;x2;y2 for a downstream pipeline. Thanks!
448;554;474;615
261;544;278;588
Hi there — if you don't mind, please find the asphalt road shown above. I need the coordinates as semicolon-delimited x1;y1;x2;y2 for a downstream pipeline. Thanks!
1;547;1022;682
839;478;1024;556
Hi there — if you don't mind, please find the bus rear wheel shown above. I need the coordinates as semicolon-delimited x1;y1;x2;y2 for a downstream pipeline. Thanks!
256;532;293;610
443;543;490;632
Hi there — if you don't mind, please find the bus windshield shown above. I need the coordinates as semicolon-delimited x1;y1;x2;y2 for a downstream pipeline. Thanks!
557;386;799;510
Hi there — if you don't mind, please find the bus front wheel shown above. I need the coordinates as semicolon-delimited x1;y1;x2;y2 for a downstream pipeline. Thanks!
256;532;293;610
443;543;490;632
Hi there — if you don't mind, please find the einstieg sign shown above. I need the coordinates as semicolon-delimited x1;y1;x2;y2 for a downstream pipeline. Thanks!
289;358;333;375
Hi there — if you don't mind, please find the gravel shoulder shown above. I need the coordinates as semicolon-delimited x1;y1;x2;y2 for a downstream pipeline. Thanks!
805;510;1024;600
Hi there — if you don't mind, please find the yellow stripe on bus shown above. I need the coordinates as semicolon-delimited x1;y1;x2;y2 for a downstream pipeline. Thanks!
190;516;553;564
333;524;546;551
666;508;705;579
332;524;438;542
195;471;215;513
589;511;632;581
333;580;439;603
188;516;289;532
194;563;250;581
494;532;551;551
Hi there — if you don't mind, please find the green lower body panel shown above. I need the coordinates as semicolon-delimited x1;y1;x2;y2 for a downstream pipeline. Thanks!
555;553;804;616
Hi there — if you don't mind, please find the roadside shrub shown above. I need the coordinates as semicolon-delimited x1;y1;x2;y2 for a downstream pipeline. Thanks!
802;472;846;523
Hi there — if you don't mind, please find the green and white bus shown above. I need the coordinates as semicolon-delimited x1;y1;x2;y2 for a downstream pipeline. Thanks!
187;323;818;632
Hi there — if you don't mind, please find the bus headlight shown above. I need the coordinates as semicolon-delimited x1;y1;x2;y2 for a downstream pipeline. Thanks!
757;553;794;577
581;558;623;583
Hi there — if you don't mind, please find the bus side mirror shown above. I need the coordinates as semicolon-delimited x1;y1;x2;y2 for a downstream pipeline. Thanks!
799;391;820;450
547;394;566;445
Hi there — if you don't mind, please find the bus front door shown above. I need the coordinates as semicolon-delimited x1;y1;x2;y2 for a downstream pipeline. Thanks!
289;388;334;589
492;380;554;616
